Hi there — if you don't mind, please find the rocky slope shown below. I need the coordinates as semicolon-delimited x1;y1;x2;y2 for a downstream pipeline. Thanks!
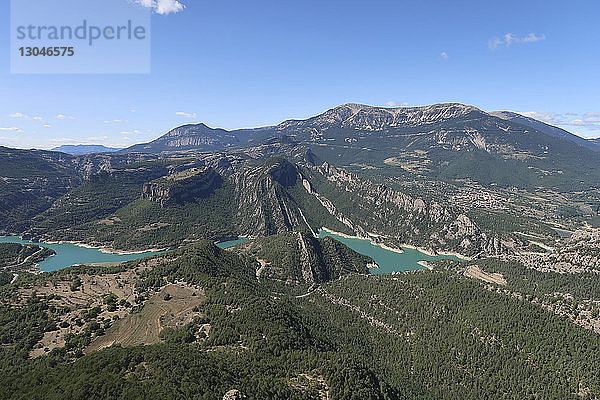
141;167;223;207
516;229;600;273
303;162;522;256
15;152;515;257
236;232;372;284
490;110;600;152
119;103;600;191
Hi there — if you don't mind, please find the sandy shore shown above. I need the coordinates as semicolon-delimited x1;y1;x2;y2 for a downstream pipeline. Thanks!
19;237;166;255
417;261;433;270
319;227;405;254
75;261;124;267
401;243;471;261
320;227;471;261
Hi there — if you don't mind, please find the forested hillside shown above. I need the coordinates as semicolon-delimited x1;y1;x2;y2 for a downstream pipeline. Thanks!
0;239;599;399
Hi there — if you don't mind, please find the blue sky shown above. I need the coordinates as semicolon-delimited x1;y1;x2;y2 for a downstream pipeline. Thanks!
1;0;599;149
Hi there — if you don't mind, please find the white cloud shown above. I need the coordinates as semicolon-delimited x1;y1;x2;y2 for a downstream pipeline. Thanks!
129;109;137;113
49;138;79;144
56;114;75;120
518;110;600;135
32;116;43;121
566;116;600;129
440;51;449;59
9;112;27;118
0;127;22;132
385;101;409;107
488;32;545;50
521;32;546;43
43;124;51;128
176;111;197;118
519;111;559;124
133;0;184;15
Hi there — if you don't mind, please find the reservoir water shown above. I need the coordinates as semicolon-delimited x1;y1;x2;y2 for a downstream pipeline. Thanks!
0;236;162;272
1;232;460;274
317;229;464;274
216;237;248;249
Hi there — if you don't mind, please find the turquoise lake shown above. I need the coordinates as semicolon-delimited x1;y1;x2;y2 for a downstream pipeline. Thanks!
0;236;162;272
216;237;248;249
1;232;459;274
317;229;464;274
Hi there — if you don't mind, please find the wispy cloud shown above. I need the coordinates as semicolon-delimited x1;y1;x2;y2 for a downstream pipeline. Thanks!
440;51;449;59
49;138;79;144
9;112;27;118
0;127;22;132
132;0;184;15
518;110;600;136
519;111;559;125
56;114;75;120
175;111;197;118
488;32;545;50
120;129;146;135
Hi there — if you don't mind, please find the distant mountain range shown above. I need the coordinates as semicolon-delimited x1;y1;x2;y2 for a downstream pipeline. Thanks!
117;103;600;191
490;111;600;151
52;144;121;155
121;103;600;154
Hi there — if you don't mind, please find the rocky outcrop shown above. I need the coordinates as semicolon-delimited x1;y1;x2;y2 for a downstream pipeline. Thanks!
308;162;515;257
268;159;298;187
141;167;222;207
237;232;372;284
222;389;245;400
232;160;305;236
515;229;600;273
277;103;483;133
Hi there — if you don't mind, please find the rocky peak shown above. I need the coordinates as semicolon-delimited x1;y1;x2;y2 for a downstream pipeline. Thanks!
141;167;222;207
277;102;484;133
267;159;298;187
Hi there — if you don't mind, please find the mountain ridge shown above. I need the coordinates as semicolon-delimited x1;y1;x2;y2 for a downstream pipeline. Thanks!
52;144;122;155
121;102;598;156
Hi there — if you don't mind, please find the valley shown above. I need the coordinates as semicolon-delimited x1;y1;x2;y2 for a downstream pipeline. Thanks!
1;102;600;398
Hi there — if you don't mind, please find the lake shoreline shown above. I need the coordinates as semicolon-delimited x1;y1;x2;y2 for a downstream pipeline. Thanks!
0;236;164;272
45;240;167;255
319;227;406;254
319;227;471;261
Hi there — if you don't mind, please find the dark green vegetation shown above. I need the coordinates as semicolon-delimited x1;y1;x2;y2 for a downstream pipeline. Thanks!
237;232;372;285
0;239;599;399
124;103;600;191
0;147;81;232
0;243;54;273
2;102;600;398
0;146;151;233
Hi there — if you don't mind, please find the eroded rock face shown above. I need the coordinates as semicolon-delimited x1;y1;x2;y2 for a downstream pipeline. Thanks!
310;162;516;257
277;103;483;133
232;161;303;236
141;167;222;207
